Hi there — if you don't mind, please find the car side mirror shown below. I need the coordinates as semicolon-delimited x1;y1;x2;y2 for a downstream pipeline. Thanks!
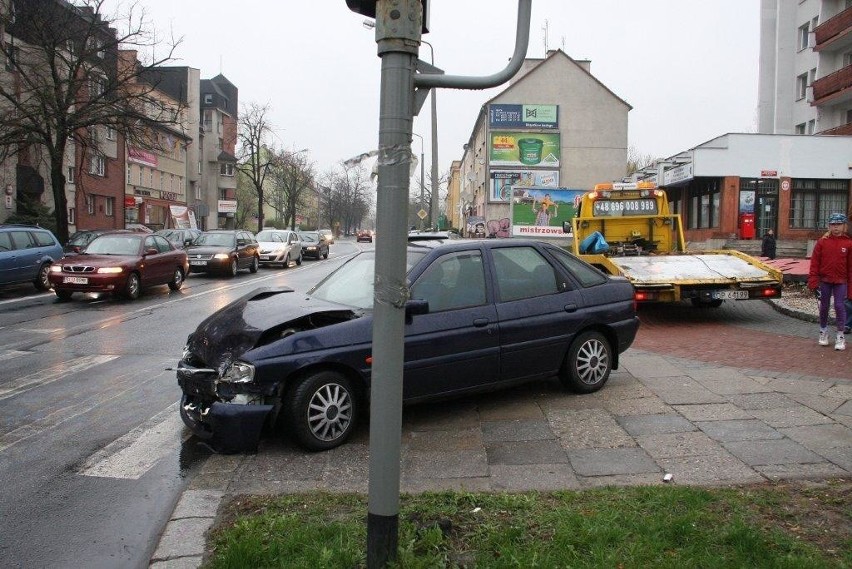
404;299;429;324
145;248;158;256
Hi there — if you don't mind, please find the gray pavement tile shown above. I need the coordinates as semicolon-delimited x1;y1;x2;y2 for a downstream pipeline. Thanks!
696;419;783;442
568;447;660;477
778;424;852;452
690;372;774;395
835;400;852;416
188;472;233;492
616;414;695;436
620;353;686;378
317;443;370;492
402;448;489;479
481;420;555;443
539;394;607;412
403;401;480;431
726;392;797;410
230;478;321;494
673;403;754;422
763;377;836;396
754;462;849;481
603;396;674;416
577;473;665;488
235;447;326;482
150;518;213;561
150;556;202;569
786;393;846;415
592;379;655;401
546;408;635;449
171;490;224;519
637;376;727;405
814;446;852;471
403;428;483;451
822;384;852;399
400;477;492;494
197;453;246;476
478;398;545;422
637;431;729;459
831;413;852;428
489;464;581;491
723;439;825;466
486;440;569;465
656;454;764;486
750;406;835;428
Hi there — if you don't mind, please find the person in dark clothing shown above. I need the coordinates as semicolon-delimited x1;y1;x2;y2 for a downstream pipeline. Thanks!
761;229;777;259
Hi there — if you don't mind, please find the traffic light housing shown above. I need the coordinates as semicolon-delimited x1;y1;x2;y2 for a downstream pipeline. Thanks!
346;0;429;33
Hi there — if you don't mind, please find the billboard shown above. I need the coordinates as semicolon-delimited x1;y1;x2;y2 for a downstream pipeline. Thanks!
489;131;560;168
489;104;558;129
490;169;559;203
509;187;585;238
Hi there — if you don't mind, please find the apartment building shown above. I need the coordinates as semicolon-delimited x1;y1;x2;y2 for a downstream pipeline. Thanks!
199;75;239;230
759;0;852;135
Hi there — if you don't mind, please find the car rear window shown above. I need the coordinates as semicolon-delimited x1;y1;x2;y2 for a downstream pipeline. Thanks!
548;247;609;288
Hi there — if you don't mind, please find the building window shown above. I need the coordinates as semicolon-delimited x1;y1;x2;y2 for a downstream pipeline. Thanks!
204;94;213;104
86;194;95;215
687;180;720;230
67;166;74;184
105;197;114;217
807;119;815;134
796;73;808;100
203;110;213;131
89;155;105;176
220;163;235;176
106;127;116;141
69;207;75;224
197;161;202;175
789;179;849;229
795;123;806;134
149;169;154;187
798;23;810;50
139;167;144;186
89;74;106;98
846;109;852;125
126;164;132;184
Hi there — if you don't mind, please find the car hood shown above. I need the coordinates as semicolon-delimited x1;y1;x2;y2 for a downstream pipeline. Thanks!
186;286;358;373
186;245;233;256
60;254;139;266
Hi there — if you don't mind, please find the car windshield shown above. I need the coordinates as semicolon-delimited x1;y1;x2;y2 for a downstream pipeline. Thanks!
194;233;235;247
68;232;97;246
255;230;284;242
309;250;426;310
300;232;318;243
85;235;141;256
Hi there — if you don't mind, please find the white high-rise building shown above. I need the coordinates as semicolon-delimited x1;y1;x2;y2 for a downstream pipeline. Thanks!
758;0;852;135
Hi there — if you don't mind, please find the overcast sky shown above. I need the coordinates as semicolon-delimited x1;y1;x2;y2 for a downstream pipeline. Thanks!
117;1;760;180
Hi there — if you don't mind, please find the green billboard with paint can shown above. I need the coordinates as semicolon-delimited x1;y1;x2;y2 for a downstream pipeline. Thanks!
489;131;561;167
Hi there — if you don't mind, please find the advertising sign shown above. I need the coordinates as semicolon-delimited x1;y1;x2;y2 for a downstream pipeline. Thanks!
127;147;158;168
489;104;558;129
489;169;559;203
217;199;237;213
170;205;198;229
489;131;560;167
509;187;585;238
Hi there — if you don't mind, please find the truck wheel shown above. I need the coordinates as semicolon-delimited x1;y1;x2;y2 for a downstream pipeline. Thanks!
285;370;357;451
558;331;612;394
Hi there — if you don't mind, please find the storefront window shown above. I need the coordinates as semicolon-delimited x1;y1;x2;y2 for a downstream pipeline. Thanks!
687;179;720;229
789;179;848;229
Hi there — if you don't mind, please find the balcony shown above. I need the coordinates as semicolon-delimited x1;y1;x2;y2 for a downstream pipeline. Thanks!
818;122;852;135
811;65;852;105
814;6;852;51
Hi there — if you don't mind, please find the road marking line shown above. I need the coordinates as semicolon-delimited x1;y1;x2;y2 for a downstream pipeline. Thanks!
0;350;29;361
0;354;118;401
78;404;189;480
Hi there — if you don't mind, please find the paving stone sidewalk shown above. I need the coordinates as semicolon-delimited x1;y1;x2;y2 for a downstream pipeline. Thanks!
150;349;852;567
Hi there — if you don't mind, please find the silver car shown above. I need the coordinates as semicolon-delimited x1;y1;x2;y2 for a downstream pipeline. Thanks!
255;229;302;268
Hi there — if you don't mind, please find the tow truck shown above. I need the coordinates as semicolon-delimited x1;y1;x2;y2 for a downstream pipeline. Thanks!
569;182;783;306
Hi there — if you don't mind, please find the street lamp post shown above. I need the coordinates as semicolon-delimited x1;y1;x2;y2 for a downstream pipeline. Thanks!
421;39;439;230
411;132;425;230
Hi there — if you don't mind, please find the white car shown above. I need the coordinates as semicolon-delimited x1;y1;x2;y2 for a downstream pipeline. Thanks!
255;229;302;268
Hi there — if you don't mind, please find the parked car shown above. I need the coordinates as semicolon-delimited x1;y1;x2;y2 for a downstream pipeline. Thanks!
185;230;259;277
356;229;373;243
48;233;189;301
155;228;202;250
176;238;639;453
0;224;64;291
64;229;130;254
255;229;302;268
317;229;334;245
298;231;329;260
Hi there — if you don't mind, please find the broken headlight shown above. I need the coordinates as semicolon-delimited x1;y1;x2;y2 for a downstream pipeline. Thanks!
220;361;255;384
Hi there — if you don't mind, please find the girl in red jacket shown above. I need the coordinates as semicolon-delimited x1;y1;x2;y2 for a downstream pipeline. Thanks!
808;212;852;350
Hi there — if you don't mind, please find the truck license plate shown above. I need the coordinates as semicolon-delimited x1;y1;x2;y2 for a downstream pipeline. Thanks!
711;290;749;300
63;276;88;284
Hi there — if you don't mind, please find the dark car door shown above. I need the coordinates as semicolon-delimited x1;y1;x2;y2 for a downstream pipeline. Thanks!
488;244;585;381
403;249;500;400
144;235;174;284
237;231;255;269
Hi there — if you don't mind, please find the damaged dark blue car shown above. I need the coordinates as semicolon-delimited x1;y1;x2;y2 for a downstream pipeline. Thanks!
176;238;639;453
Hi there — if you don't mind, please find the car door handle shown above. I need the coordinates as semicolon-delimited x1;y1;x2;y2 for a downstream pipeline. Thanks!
473;318;490;327
564;303;577;313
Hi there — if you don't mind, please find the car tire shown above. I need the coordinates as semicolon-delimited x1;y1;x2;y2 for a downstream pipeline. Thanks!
228;258;238;277
168;268;184;291
249;256;259;274
123;273;141;300
285;370;357;451
322;250;329;260
296;253;302;266
282;254;290;269
558;330;612;394
34;262;52;291
55;289;73;301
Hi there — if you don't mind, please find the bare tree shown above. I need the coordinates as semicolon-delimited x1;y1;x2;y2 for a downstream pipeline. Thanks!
264;149;314;230
233;167;257;230
0;0;183;242
235;102;275;233
626;145;660;177
318;163;373;235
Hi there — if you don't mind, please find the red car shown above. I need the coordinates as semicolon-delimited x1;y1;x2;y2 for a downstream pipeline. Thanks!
356;229;373;243
48;233;189;301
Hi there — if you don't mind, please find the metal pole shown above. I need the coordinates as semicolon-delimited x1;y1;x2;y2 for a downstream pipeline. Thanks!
423;40;439;230
367;0;420;566
412;132;425;230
